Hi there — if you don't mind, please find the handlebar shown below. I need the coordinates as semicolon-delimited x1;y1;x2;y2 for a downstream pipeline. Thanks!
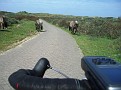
9;69;90;90
8;56;121;90
8;58;91;90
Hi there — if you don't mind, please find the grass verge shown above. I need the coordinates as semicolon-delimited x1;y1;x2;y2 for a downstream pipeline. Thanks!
63;28;121;62
0;20;37;52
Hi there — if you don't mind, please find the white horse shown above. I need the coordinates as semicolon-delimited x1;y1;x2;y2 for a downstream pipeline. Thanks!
0;16;4;29
35;19;43;32
69;21;78;34
0;16;8;29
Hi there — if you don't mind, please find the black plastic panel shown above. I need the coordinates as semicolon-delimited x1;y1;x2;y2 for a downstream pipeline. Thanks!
81;56;121;90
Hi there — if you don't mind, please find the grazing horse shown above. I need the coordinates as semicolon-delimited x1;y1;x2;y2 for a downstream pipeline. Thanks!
35;19;43;32
69;21;78;34
0;16;8;29
0;16;4;29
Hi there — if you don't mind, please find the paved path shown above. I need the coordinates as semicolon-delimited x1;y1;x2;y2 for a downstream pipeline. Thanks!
0;20;84;90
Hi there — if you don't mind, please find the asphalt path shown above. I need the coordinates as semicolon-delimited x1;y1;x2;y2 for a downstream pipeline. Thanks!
0;20;85;90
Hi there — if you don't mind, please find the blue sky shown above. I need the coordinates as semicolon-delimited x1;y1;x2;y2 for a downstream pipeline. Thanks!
0;0;121;17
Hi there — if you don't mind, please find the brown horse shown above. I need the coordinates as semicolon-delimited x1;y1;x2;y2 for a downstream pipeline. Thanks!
69;21;78;34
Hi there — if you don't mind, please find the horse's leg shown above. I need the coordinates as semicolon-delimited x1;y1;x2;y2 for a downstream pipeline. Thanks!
73;26;78;34
36;24;39;32
35;24;37;31
40;25;42;31
36;26;37;30
1;23;3;29
0;23;1;29
41;25;43;30
2;23;5;29
68;26;70;31
0;23;2;29
74;28;77;34
38;24;41;32
4;22;8;29
73;28;75;34
37;25;39;32
71;27;74;34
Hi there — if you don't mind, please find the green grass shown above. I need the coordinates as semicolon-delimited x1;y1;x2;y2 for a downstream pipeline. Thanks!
63;28;121;62
0;20;120;62
0;20;37;52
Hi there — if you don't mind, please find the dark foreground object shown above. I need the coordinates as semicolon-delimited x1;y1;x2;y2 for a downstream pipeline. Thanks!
8;56;121;90
81;56;121;90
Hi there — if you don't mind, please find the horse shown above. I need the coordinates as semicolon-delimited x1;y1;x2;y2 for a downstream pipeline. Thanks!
69;21;78;34
0;16;8;29
35;19;43;32
0;16;4;29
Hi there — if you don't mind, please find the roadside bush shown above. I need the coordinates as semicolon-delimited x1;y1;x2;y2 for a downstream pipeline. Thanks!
78;18;121;39
39;13;121;40
113;37;121;53
15;15;39;21
57;19;69;28
51;19;58;25
7;17;19;26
